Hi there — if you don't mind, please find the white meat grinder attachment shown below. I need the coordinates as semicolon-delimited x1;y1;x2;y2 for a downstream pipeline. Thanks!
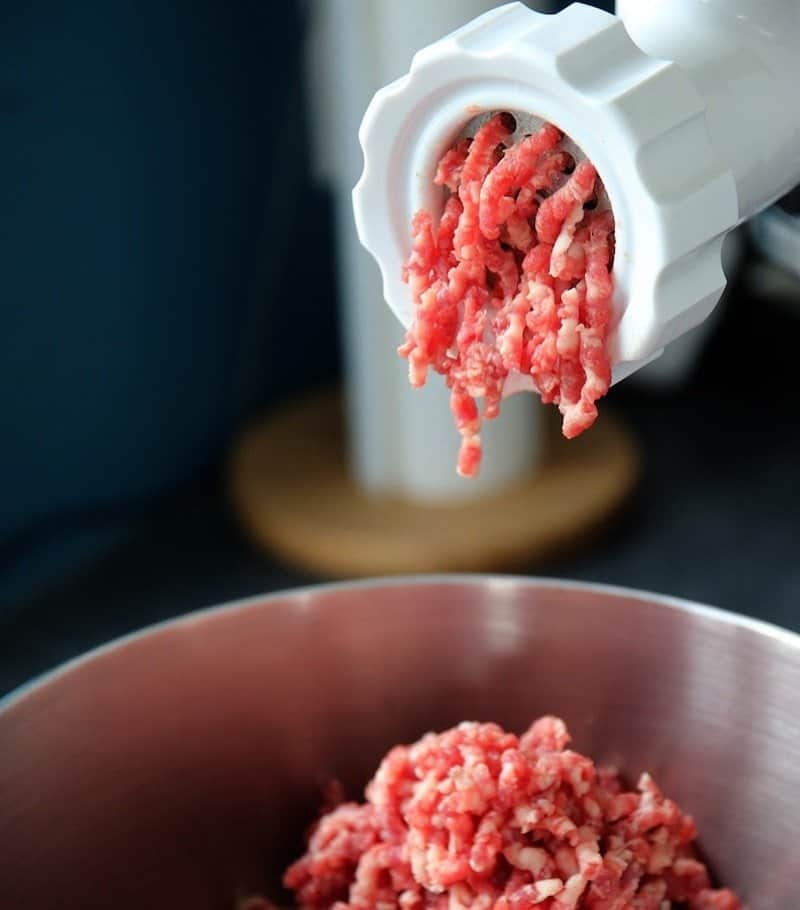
352;0;800;389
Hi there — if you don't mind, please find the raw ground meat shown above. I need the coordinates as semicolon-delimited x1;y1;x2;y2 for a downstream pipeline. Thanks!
399;115;615;477
283;717;741;910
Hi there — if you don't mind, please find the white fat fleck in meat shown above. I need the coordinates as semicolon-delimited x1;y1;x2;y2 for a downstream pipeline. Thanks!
550;202;584;277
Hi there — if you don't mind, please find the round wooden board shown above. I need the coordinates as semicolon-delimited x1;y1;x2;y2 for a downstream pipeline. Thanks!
229;390;639;578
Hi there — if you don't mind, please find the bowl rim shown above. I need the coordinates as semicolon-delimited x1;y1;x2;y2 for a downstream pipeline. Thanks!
3;574;799;714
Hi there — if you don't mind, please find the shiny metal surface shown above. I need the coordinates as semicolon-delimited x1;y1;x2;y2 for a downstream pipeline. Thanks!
1;577;798;909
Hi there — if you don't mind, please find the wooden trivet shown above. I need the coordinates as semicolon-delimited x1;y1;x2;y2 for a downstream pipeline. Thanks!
229;390;639;577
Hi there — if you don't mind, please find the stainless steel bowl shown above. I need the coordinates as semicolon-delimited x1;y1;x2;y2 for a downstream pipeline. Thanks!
2;577;798;910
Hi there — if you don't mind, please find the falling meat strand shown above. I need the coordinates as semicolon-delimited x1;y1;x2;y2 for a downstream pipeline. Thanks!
478;123;563;240
535;159;598;243
434;138;471;193
453;112;516;260
400;116;615;477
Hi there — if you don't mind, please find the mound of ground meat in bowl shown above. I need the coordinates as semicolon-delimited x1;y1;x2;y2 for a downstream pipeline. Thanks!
282;717;740;910
400;114;615;478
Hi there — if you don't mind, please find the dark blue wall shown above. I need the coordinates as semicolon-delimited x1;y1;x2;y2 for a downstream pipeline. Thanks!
1;1;340;598
1;7;333;519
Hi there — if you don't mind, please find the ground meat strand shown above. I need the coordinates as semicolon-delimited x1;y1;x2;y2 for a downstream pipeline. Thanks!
283;717;741;910
479;124;563;240
400;119;615;477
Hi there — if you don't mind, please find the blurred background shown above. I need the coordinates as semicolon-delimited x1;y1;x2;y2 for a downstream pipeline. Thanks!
3;0;800;696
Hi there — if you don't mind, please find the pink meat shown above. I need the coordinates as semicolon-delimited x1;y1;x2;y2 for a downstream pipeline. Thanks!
284;717;742;910
399;116;615;477
435;139;471;193
535;161;598;244
479;123;563;240
454;113;516;261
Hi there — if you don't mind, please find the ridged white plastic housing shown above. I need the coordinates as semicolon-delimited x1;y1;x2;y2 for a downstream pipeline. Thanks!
353;0;800;385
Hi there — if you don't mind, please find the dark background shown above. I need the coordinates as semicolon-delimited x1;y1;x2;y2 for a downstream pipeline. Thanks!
2;0;798;697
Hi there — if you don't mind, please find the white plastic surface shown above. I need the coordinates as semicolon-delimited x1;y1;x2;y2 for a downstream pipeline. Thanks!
307;0;544;501
634;228;745;388
617;0;800;222
354;0;800;391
